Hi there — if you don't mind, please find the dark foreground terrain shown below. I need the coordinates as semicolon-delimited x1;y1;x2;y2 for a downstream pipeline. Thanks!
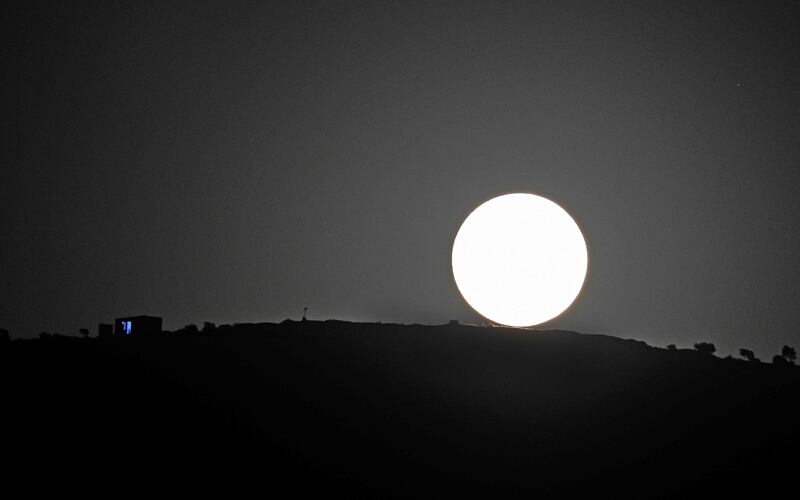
3;321;799;496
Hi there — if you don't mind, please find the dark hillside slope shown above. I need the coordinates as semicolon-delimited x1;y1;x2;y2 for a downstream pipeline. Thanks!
2;321;798;496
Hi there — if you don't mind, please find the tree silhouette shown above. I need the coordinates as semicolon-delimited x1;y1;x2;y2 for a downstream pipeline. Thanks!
666;344;677;351
79;328;90;339
781;345;796;364
0;329;9;343
739;348;758;362
694;342;716;355
773;354;790;367
202;322;216;333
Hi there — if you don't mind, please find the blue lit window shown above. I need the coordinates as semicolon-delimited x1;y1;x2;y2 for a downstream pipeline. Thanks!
123;321;132;335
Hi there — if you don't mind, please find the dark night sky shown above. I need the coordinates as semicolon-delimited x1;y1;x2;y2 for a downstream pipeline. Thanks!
5;1;800;357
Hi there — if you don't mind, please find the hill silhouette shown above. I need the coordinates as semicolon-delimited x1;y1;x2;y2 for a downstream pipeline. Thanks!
2;320;798;496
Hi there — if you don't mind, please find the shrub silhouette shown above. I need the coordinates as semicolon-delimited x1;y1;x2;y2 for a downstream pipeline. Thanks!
202;322;216;333
739;349;758;362
79;328;90;339
666;344;677;351
781;345;796;364
176;324;200;335
694;342;716;355
0;329;9;343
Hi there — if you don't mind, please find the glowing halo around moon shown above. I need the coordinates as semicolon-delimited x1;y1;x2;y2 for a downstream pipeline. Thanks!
451;193;588;327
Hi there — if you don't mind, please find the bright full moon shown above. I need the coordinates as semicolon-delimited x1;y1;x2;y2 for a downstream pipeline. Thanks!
451;193;588;327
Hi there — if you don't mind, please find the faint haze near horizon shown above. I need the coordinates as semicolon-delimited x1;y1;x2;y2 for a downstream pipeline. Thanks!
4;0;800;358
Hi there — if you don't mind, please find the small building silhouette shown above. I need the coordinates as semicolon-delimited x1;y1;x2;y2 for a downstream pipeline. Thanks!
114;315;162;336
98;323;113;338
